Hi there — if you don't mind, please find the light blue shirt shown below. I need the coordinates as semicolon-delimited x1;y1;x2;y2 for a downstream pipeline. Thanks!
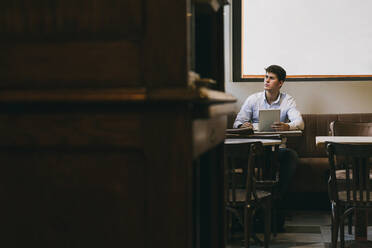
233;91;304;130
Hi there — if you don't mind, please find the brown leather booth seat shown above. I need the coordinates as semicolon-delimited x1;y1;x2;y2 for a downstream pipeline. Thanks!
289;114;372;193
227;113;372;194
286;114;337;193
330;121;372;136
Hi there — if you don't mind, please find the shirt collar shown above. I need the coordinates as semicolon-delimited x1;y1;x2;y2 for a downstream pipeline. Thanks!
263;91;281;105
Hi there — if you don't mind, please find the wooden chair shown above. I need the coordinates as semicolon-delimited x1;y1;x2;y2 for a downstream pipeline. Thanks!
326;142;372;248
225;141;272;248
224;132;282;237
329;120;372;235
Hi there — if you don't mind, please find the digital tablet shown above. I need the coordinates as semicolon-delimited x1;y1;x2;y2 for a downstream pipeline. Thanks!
258;109;280;131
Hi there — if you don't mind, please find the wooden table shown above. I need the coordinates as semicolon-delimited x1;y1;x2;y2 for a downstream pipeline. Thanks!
225;138;283;147
316;136;372;242
316;136;372;146
254;130;303;137
253;130;303;149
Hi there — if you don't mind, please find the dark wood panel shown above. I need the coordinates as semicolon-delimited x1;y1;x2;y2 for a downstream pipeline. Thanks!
197;144;226;248
0;0;142;41
0;112;142;148
0;149;145;247
0;87;235;103
192;115;227;158
195;0;222;12
150;87;235;101
0;41;141;88
193;102;236;118
0;88;146;102
143;106;194;248
144;0;188;88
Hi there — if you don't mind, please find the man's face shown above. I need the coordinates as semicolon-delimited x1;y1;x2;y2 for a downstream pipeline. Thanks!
264;72;283;92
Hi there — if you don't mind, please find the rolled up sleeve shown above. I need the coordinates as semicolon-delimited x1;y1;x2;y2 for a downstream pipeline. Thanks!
286;97;304;130
233;96;254;128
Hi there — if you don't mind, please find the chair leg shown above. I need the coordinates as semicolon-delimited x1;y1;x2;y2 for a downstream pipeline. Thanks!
226;210;232;242
272;196;277;237
348;212;352;235
331;204;339;248
244;206;254;248
340;214;345;248
264;201;272;248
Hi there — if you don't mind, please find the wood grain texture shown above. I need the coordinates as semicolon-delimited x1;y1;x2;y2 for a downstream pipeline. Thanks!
0;87;235;103
193;102;236;119
0;88;146;102
0;41;141;88
0;112;142;148
148;87;236;102
0;1;233;248
193;115;227;158
0;0;142;41
0;101;232;248
143;106;194;248
0;149;145;247
197;144;226;248
144;0;188;88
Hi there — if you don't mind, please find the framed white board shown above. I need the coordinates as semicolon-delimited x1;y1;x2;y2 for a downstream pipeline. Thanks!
233;0;372;81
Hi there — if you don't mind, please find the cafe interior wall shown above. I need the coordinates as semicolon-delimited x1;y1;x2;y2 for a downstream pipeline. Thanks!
223;5;372;115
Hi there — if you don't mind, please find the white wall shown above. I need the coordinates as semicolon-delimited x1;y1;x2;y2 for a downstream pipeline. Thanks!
224;5;372;114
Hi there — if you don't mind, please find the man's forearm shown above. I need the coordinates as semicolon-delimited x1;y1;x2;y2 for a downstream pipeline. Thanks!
288;119;304;130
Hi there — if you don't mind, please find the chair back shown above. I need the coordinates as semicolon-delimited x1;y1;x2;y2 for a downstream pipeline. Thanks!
327;142;372;206
245;142;266;204
330;121;372;136
224;141;265;205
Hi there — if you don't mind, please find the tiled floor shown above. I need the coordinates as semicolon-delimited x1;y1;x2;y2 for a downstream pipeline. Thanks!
227;211;372;248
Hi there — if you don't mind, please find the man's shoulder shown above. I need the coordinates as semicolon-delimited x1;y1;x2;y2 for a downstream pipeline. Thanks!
281;92;296;101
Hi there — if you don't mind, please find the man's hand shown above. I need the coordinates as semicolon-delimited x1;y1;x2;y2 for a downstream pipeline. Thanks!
271;122;290;131
240;122;253;129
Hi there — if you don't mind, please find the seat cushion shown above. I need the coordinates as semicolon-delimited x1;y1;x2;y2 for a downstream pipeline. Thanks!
336;169;372;179
338;190;372;203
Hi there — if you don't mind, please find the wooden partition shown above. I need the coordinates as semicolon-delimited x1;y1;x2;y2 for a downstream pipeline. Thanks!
0;1;234;247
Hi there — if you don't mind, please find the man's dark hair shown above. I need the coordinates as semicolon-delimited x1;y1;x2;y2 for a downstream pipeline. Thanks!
265;65;286;82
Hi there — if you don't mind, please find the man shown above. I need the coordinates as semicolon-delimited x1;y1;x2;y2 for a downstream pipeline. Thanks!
233;65;304;131
234;65;304;231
